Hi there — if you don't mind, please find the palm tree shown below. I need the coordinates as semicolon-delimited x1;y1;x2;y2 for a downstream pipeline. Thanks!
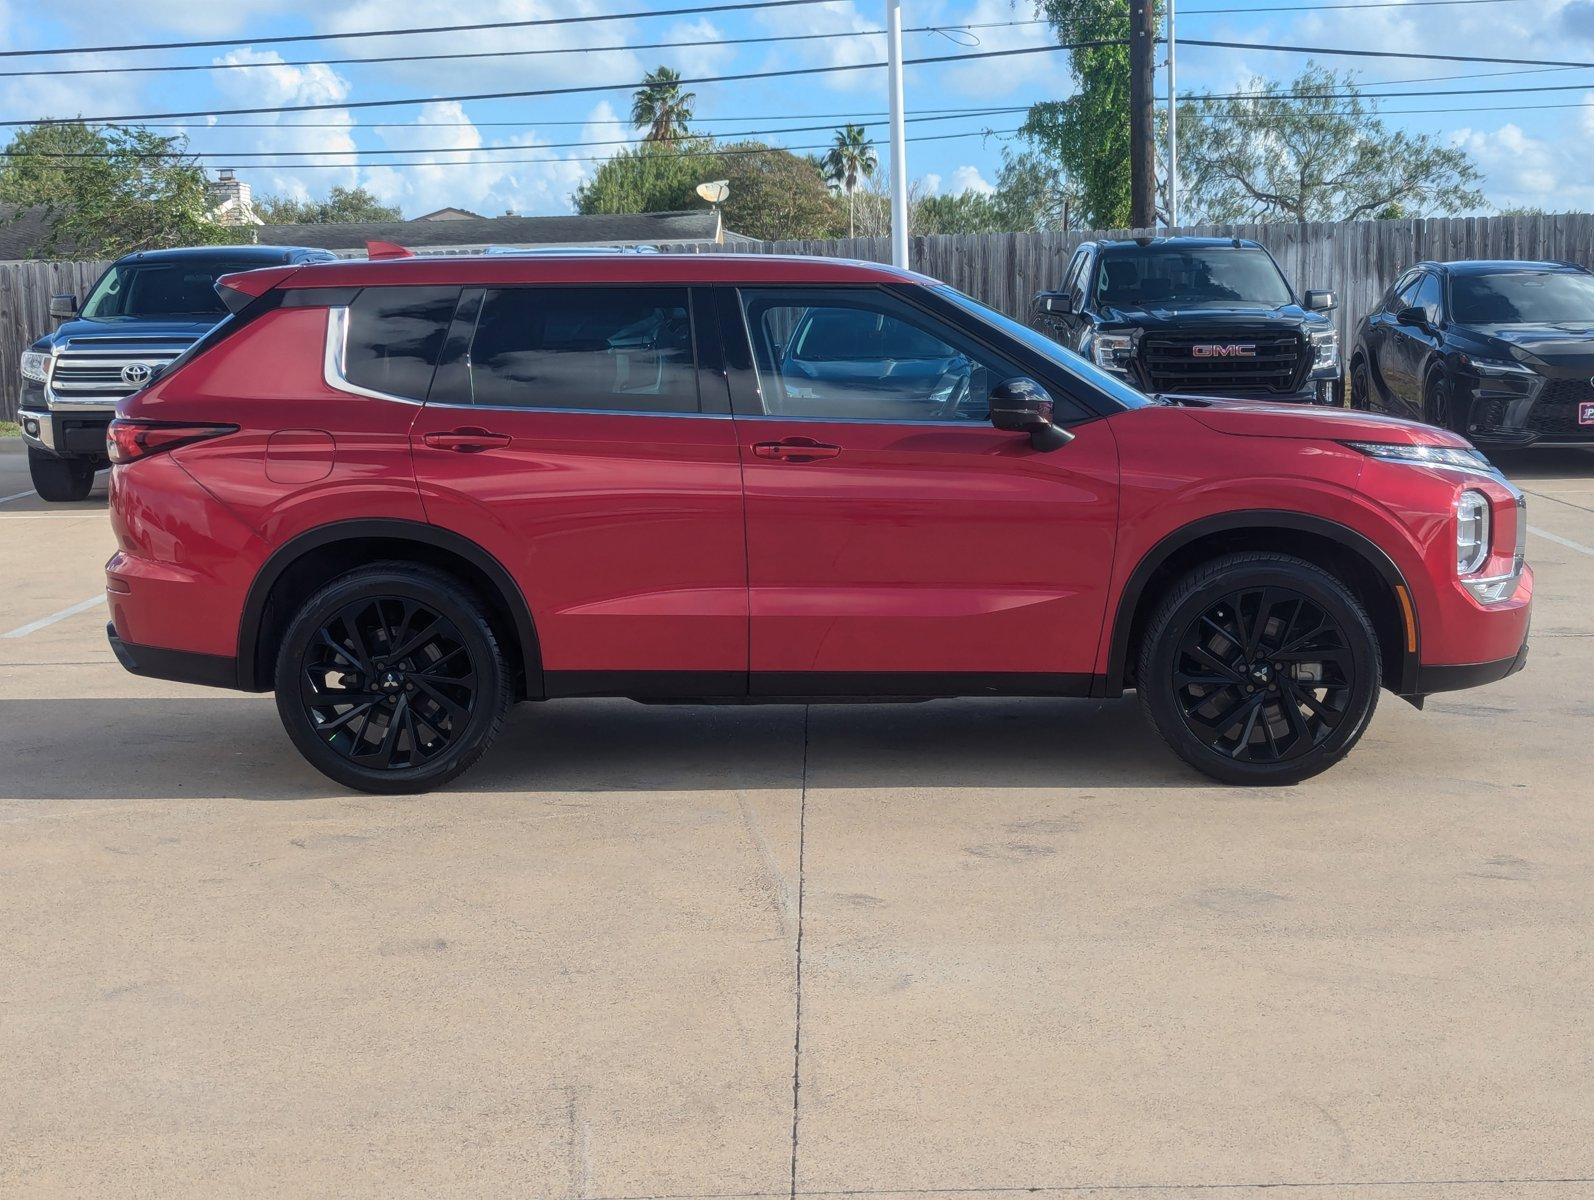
631;67;696;144
822;124;879;238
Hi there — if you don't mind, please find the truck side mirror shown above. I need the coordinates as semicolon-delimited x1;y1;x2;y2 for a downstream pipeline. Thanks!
49;294;78;320
989;377;1074;452
1037;292;1073;316
1304;289;1336;312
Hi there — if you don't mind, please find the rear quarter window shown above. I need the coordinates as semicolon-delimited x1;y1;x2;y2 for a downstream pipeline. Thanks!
343;286;461;401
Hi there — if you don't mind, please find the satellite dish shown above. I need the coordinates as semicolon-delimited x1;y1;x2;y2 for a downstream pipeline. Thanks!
696;180;730;205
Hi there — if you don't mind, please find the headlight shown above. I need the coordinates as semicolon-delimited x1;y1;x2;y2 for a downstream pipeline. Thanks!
1456;489;1491;575
20;349;52;383
1091;332;1134;374
1309;328;1339;373
1342;441;1496;472
1458;353;1535;378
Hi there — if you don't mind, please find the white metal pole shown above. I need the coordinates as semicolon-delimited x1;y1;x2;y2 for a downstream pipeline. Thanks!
886;0;910;268
1166;0;1178;229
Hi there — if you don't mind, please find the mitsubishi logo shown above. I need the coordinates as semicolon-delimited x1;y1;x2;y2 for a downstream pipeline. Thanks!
1191;344;1258;359
120;363;153;387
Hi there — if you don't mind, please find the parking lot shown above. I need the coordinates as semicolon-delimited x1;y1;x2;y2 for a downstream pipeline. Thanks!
2;436;1592;1199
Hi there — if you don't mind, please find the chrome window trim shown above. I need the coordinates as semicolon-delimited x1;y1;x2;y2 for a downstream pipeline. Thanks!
420;399;733;421
731;412;990;428
322;305;424;406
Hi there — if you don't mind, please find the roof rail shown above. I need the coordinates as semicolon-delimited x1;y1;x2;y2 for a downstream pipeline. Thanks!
479;244;662;256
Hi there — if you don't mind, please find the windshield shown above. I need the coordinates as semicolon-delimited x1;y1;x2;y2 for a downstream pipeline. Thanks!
932;283;1153;410
1094;247;1294;310
1450;271;1594;325
80;261;264;321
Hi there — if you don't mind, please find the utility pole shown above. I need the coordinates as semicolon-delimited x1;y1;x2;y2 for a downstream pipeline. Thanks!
1128;0;1156;230
1165;0;1178;228
886;0;910;268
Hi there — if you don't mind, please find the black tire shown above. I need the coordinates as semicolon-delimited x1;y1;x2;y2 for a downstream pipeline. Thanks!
1423;369;1456;431
274;562;511;794
29;448;98;502
1136;552;1382;786
1349;356;1372;410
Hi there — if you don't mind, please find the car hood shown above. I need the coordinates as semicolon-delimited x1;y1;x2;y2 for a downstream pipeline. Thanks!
1179;395;1472;446
1469;324;1594;374
1099;303;1323;329
40;317;219;347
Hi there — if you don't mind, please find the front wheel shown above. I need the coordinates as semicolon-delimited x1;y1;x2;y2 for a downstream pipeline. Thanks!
1349;357;1372;410
274;563;512;794
29;448;98;502
1423;370;1456;431
1136;553;1382;786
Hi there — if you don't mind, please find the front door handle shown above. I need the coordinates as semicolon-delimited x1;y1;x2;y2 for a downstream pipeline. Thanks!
422;428;512;453
752;437;841;463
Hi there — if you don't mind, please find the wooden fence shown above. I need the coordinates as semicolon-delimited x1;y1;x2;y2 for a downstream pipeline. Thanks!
9;213;1594;420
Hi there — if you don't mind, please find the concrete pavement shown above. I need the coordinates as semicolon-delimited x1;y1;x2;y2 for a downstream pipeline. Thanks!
2;440;1592;1198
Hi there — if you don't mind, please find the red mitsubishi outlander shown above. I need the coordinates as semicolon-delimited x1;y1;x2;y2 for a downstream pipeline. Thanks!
104;253;1531;793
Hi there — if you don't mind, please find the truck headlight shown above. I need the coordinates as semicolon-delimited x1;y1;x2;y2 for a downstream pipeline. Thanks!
1091;332;1134;374
1309;328;1339;375
20;349;52;384
1456;489;1491;576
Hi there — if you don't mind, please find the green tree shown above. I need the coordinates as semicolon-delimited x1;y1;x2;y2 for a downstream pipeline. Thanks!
917;191;1006;235
574;139;716;215
991;148;1077;232
821;124;878;238
631;66;696;144
1023;0;1137;229
1178;65;1486;224
0;121;235;257
256;185;401;224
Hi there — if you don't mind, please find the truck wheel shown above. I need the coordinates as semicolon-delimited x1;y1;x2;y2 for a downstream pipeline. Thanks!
274;562;512;794
28;448;98;502
1314;379;1341;406
1136;552;1381;786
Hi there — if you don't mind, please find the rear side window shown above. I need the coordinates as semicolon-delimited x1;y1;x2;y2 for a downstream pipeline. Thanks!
461;286;699;412
344;286;460;401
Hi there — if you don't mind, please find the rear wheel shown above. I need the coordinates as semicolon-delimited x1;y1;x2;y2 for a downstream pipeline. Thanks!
274;563;511;794
1136;553;1381;786
28;448;97;502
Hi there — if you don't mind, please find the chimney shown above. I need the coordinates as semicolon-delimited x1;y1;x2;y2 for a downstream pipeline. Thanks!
208;168;258;226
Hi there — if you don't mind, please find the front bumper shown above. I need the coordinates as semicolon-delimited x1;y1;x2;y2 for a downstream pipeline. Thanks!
18;406;114;460
1405;639;1529;697
1464;373;1594;446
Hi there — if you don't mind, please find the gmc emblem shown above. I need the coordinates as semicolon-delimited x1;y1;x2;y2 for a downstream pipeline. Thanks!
1191;343;1258;358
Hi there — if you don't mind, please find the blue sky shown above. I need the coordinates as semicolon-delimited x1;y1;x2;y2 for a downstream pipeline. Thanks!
1;0;1589;220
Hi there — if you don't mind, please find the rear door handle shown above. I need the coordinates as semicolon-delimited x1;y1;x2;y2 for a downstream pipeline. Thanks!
422;428;512;453
751;438;841;463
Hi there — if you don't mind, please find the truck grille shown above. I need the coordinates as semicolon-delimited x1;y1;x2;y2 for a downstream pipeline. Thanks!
1526;379;1594;440
1139;331;1308;394
49;338;196;403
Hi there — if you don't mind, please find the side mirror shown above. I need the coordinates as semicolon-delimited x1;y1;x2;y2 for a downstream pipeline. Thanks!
989;377;1074;452
49;293;78;320
1304;289;1336;312
1395;305;1429;329
1037;291;1073;316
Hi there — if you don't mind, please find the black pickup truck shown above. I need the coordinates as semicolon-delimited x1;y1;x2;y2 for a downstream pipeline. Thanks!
1030;236;1342;405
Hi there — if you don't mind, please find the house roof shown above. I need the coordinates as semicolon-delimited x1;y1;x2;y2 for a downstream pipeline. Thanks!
254;209;733;253
0;205;77;260
411;207;485;221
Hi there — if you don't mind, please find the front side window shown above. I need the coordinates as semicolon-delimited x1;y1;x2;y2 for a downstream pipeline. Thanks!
1092;246;1293;310
1414;272;1445;324
1450;270;1594;325
462;286;699;412
343;286;460;401
740;288;1006;421
82;260;269;321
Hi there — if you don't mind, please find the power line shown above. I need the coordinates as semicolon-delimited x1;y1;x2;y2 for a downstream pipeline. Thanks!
126;107;1034;132
1171;80;1594;101
1181;0;1533;11
0;20;1049;80
1181;36;1594;71
2;110;1022;159
0;0;855;60
1;42;1094;127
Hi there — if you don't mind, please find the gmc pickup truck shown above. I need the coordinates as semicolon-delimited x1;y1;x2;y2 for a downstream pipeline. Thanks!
18;243;336;501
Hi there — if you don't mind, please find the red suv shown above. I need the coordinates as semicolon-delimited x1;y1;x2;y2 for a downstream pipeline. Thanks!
104;253;1532;793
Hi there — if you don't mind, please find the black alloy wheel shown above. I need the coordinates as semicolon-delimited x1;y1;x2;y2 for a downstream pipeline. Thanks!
275;563;510;793
1424;371;1455;431
1137;553;1381;785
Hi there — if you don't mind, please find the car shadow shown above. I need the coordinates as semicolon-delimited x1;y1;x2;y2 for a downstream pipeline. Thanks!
0;694;1203;801
1492;447;1594;480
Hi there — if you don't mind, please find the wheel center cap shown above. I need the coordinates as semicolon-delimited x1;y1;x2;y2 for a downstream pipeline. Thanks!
1249;662;1272;685
379;670;404;692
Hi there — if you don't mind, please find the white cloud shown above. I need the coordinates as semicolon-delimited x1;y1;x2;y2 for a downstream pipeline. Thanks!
754;0;884;93
1451;118;1594;211
936;0;1063;97
922;172;944;196
209;50;359;201
948;164;994;195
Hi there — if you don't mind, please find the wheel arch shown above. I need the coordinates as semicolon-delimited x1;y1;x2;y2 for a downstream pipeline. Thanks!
237;519;542;699
1101;511;1419;698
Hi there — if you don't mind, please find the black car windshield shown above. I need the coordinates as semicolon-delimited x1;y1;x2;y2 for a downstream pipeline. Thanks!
1094;247;1293;309
80;261;264;321
1450;271;1594;325
931;284;1153;410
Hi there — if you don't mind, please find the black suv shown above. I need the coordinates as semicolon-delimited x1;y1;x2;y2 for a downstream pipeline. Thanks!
1350;259;1594;447
1030;237;1341;404
18;243;337;501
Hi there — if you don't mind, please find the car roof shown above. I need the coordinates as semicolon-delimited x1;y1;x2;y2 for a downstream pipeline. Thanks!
273;253;931;290
113;244;336;266
1420;259;1587;275
1090;236;1265;252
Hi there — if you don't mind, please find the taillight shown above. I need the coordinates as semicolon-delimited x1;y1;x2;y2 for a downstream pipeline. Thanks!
107;419;236;464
